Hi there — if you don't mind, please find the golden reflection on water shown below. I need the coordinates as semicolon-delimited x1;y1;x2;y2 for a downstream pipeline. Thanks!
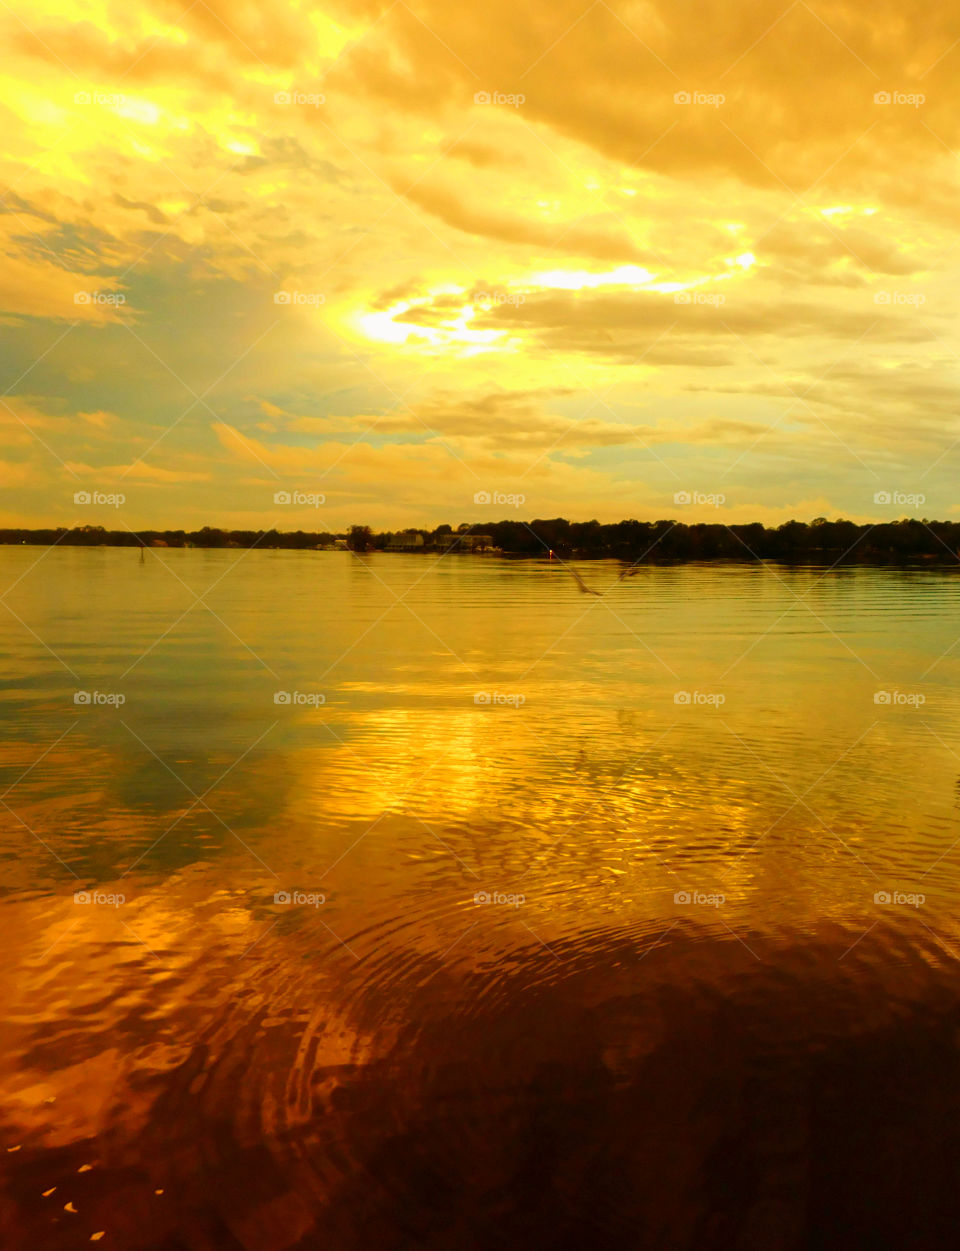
3;550;960;1246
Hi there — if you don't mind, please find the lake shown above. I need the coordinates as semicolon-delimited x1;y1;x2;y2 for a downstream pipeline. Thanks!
2;547;960;1248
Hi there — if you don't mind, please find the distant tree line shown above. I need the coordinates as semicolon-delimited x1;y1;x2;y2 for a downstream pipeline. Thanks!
466;516;960;563
0;525;336;549
1;517;959;563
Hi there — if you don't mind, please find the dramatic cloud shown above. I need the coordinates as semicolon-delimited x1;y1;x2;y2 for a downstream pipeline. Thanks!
1;0;959;525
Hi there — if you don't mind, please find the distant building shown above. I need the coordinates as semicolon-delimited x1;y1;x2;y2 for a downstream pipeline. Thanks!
386;531;425;550
427;532;495;551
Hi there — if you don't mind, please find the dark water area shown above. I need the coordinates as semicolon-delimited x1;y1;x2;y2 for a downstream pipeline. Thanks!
4;924;960;1250
2;549;960;1247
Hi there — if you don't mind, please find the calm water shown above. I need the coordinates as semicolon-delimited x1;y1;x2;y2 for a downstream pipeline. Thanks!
2;547;960;1248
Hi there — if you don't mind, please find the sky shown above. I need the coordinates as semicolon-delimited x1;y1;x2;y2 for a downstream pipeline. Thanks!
1;0;959;531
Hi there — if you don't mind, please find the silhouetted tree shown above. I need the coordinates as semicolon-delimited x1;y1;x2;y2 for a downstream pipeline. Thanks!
347;525;374;552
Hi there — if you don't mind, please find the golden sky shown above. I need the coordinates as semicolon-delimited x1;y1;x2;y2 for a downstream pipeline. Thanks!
1;0;958;528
